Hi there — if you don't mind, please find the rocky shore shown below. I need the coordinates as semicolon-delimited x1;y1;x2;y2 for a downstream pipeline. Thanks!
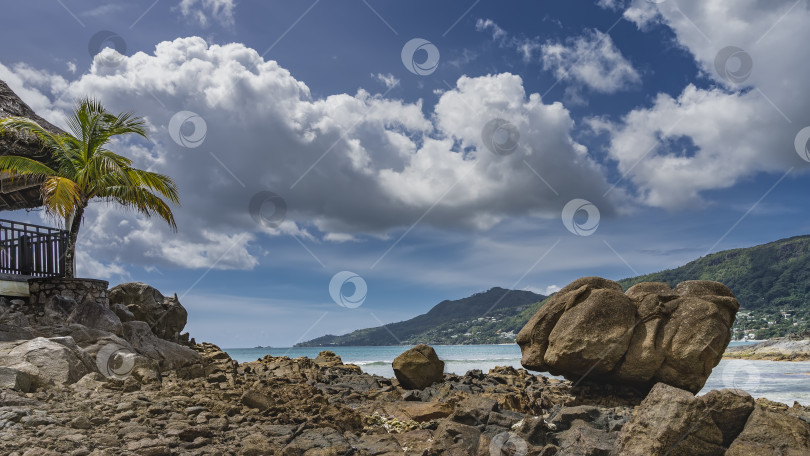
1;279;809;454
724;336;810;361
1;344;809;455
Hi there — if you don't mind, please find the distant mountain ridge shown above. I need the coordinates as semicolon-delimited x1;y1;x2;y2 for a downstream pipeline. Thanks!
295;287;544;347
297;235;810;346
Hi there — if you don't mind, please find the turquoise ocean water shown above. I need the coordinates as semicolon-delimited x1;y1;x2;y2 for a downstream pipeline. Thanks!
225;342;810;406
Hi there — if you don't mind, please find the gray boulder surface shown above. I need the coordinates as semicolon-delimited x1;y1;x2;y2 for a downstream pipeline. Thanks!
0;336;96;389
0;365;31;392
66;298;123;335
121;321;201;373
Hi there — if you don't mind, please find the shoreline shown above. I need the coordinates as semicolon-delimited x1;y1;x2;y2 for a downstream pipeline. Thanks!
248;339;810;363
723;337;810;362
227;345;810;406
723;353;810;361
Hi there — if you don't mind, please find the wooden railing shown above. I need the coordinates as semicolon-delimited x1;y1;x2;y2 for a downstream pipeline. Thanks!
0;219;67;277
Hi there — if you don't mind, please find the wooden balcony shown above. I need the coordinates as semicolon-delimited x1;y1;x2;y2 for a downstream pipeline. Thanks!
0;218;67;278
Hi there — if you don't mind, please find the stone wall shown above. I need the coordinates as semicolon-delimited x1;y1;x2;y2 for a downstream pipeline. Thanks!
28;278;110;309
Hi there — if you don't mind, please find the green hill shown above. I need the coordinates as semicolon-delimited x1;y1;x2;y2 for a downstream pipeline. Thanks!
616;235;810;312
616;235;810;339
295;287;544;346
297;235;810;346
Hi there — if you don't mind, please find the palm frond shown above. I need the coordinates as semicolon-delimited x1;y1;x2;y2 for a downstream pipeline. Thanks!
104;111;148;138
5;96;178;236
125;168;180;204
41;176;82;218
0;155;57;177
102;185;178;231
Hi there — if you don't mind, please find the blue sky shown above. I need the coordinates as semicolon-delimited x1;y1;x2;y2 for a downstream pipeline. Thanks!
1;0;809;347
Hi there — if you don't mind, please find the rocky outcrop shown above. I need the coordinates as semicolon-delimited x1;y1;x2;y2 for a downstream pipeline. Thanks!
392;344;445;389
121;321;201;374
726;403;810;455
614;383;755;455
724;335;810;361
41;294;123;335
517;277;739;393
0;339;807;455
0;279;204;391
700;388;756;447
66;299;123;335
108;282;188;342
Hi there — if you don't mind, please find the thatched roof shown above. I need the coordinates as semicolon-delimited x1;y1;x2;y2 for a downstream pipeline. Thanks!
0;79;64;211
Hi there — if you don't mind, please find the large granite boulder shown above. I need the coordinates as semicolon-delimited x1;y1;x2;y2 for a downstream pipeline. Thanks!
51;324;159;382
392;344;444;390
0;336;97;389
108;282;188;341
726;403;810;455
614;383;755;455
517;277;738;393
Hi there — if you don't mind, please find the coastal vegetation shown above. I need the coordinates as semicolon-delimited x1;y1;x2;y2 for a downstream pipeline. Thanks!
0;98;179;277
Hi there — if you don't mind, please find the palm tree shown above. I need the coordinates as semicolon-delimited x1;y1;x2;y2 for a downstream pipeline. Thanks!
0;98;179;278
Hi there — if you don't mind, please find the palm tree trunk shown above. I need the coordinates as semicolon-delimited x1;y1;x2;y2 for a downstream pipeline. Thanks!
63;206;84;278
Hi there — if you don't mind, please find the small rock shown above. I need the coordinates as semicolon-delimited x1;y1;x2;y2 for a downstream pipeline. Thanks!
392;344;445;390
0;367;31;393
69;416;92;430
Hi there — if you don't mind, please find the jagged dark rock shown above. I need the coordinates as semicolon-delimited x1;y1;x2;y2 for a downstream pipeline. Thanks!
108;282;188;342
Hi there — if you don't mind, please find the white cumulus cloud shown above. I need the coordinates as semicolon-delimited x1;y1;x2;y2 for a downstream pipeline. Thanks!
593;0;810;209
0;37;616;272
